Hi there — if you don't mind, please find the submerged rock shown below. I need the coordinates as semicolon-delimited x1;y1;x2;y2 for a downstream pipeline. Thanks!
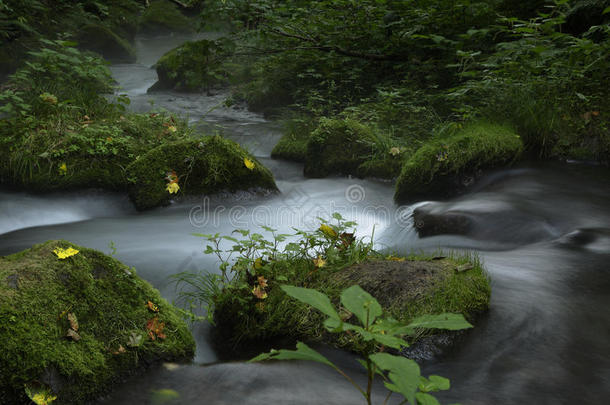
0;240;195;404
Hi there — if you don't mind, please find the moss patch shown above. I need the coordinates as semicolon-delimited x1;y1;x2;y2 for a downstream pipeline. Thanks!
394;121;524;203
148;39;229;92
139;0;194;35
303;118;376;178
76;23;136;63
212;255;490;354
0;240;195;404
126;136;278;210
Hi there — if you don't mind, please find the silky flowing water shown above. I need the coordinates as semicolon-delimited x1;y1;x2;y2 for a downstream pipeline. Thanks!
1;35;608;404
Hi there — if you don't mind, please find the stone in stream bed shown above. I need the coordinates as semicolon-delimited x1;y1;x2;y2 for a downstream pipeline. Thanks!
126;136;278;211
211;256;490;359
0;240;195;404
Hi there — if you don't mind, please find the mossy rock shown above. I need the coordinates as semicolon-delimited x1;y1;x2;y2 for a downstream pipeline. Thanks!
77;23;136;63
127;136;278;211
212;256;490;354
394;122;523;203
356;158;402;180
148;39;229;92
271;133;309;162
139;0;194;35
237;79;294;116
303;118;376;178
0;240;195;404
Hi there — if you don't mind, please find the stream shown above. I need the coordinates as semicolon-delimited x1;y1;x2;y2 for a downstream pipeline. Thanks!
1;34;609;405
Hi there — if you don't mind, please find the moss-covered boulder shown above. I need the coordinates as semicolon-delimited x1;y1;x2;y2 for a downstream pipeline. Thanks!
148;39;229;92
0;240;195;404
212;256;490;354
76;23;136;63
303;118;376;178
139;0;194;35
127;136;278;210
394;122;523;203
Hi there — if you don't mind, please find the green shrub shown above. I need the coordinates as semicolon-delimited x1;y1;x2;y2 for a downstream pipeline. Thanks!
139;0;194;35
394;121;523;202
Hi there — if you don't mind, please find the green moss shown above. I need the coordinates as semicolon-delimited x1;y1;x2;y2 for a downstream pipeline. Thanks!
303;118;376;178
149;40;229;92
212;255;490;353
0;240;195;404
356;158;402;179
77;24;136;63
270;118;317;162
394;121;524;202
139;0;194;35
0;113;190;194
126;136;278;211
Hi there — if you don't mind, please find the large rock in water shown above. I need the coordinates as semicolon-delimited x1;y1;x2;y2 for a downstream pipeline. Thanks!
394;122;523;203
126;136;278;211
0;241;195;404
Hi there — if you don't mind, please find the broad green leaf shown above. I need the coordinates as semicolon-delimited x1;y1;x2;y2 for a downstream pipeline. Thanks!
416;392;441;405
371;353;420;405
407;313;472;331
340;285;382;327
419;375;450;392
249;341;335;369
281;285;340;320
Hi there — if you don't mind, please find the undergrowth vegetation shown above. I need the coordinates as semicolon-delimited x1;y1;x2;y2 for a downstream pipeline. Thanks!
0;40;277;209
189;0;609;184
173;214;490;351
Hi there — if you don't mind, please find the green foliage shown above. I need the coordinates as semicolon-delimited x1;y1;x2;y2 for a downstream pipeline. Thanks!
0;240;195;404
139;0;194;35
173;214;490;352
149;39;230;92
251;283;471;405
196;0;609;165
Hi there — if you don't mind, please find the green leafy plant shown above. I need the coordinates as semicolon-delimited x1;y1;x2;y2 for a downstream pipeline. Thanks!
251;284;471;405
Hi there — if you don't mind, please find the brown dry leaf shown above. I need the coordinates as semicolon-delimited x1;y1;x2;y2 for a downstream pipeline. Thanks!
67;313;78;332
146;317;167;340
257;275;268;288
66;328;81;341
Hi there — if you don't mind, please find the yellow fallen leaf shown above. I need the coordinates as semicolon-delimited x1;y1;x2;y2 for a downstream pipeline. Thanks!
252;285;268;299
53;247;79;259
58;163;67;176
389;147;401;156
24;384;57;405
319;224;337;238
313;256;326;268
168;125;177;133
147;300;159;313
166;182;180;194
244;157;255;170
